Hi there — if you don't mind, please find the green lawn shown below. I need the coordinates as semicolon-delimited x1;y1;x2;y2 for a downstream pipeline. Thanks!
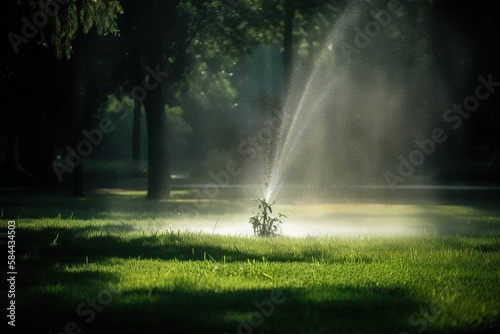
2;190;499;333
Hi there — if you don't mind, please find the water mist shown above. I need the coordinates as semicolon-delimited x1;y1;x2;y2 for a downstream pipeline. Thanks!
259;0;449;203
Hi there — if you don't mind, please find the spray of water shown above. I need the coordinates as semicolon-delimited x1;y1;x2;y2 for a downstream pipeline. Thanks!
261;0;450;203
265;3;363;201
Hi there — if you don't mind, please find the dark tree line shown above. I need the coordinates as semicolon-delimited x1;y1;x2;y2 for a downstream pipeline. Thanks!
1;0;499;198
0;0;308;199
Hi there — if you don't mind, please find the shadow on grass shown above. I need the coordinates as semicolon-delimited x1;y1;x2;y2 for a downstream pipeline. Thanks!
16;272;421;334
13;212;500;268
17;270;499;334
16;225;379;264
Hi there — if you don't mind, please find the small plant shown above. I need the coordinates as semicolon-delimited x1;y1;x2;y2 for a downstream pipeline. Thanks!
249;197;286;237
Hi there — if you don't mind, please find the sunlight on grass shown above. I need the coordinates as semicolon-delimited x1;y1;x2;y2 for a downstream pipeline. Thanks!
16;227;500;333
4;191;500;333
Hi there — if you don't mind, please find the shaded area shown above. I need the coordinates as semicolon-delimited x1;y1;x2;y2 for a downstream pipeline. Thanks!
12;240;500;334
13;265;425;334
14;225;388;264
14;224;500;268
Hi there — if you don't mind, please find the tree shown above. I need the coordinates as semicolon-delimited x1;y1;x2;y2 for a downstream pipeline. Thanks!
2;0;349;196
1;0;123;192
119;0;182;200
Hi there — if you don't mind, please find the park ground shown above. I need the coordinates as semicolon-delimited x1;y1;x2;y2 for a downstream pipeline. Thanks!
1;187;499;333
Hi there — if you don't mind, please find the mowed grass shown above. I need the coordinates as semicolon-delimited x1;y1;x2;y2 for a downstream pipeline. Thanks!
1;190;500;333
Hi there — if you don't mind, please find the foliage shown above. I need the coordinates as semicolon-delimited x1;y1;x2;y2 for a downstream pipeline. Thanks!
170;0;285;161
93;94;191;164
249;197;286;237
27;0;123;59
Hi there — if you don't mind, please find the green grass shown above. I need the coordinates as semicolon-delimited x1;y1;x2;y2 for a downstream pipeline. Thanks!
1;191;499;333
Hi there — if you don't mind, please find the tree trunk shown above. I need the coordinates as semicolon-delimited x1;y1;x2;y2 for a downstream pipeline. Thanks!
143;80;170;200
125;0;180;200
132;101;141;161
